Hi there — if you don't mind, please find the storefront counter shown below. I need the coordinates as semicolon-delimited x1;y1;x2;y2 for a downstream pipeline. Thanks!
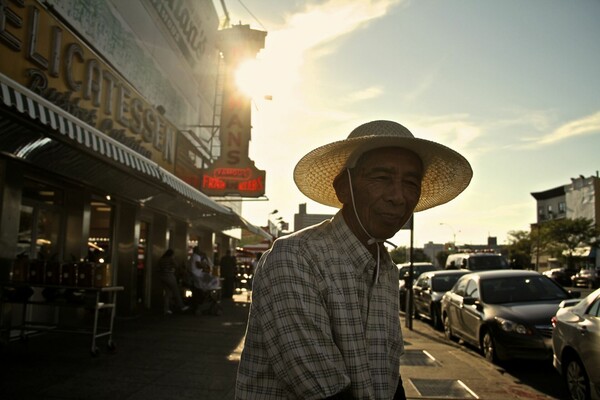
0;283;123;356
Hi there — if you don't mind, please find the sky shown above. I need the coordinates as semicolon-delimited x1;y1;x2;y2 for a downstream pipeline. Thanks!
214;0;600;248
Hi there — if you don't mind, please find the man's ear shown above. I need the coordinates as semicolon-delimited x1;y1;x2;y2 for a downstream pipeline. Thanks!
333;169;351;204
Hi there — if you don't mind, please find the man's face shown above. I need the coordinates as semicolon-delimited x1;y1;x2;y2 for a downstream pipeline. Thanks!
338;147;423;240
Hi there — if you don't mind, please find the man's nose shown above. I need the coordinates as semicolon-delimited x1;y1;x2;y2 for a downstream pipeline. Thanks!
384;180;407;203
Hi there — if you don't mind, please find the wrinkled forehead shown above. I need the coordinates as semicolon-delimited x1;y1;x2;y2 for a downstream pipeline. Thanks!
352;147;424;173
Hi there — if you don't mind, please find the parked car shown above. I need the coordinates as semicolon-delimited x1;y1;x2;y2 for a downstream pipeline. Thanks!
571;267;600;289
441;269;580;363
398;262;439;311
445;252;510;271
413;269;470;330
552;288;600;400
543;267;578;287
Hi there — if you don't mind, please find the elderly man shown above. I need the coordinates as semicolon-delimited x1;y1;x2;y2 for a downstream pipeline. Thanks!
236;120;472;399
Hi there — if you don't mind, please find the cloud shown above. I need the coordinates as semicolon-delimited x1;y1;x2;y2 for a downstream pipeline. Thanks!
407;114;483;150
536;110;600;145
342;86;384;104
508;110;600;149
249;0;403;140
403;71;437;103
284;0;400;48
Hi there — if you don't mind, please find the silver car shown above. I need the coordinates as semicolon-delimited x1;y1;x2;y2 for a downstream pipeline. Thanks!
552;288;600;400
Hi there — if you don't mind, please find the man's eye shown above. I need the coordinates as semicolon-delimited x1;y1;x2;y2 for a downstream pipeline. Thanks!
405;179;421;189
372;175;391;182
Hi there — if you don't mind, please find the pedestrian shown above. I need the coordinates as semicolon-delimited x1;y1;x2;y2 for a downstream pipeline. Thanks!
187;246;209;310
236;120;472;399
250;252;262;275
158;249;189;314
219;249;237;299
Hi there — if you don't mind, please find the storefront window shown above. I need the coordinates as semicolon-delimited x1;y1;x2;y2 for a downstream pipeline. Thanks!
17;205;34;256
136;221;149;304
36;208;61;261
88;198;113;263
18;180;63;260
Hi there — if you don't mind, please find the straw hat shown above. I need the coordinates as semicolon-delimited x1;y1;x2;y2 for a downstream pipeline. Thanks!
293;120;473;212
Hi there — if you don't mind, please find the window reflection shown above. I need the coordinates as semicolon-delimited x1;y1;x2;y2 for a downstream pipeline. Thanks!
19;180;63;260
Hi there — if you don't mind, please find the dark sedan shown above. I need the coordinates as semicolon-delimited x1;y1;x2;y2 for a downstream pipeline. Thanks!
398;262;439;311
413;269;470;330
441;270;580;363
571;267;600;289
543;266;578;287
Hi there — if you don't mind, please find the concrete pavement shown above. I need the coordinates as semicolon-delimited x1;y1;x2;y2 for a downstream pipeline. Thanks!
400;315;567;399
0;292;567;399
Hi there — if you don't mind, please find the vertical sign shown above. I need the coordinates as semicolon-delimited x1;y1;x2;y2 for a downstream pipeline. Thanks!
200;24;267;197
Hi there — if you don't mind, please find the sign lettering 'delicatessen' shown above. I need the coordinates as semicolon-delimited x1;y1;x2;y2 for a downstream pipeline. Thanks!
0;0;178;171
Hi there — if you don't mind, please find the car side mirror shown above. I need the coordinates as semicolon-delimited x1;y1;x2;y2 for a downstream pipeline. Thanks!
463;297;477;306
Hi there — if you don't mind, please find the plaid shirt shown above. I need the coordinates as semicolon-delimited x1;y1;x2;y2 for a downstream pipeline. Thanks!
236;212;404;399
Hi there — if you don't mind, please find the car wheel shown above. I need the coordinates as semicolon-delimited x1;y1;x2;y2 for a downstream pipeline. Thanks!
443;314;456;342
564;356;590;400
481;330;497;363
431;306;442;330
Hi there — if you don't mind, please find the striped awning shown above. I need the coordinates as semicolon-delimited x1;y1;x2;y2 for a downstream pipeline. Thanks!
0;72;234;219
0;74;161;180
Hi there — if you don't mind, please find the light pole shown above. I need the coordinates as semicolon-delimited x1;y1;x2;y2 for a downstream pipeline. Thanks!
439;222;457;245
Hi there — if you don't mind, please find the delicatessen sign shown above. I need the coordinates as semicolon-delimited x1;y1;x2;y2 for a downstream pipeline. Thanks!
0;0;178;171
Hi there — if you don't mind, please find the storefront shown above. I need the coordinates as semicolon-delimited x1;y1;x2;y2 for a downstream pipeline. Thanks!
0;0;266;325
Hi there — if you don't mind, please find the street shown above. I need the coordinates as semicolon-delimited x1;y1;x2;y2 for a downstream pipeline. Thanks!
401;286;595;399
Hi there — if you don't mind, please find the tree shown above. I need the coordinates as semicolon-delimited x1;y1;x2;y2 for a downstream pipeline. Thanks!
436;250;451;268
506;230;533;269
389;246;430;264
389;246;407;264
545;218;600;269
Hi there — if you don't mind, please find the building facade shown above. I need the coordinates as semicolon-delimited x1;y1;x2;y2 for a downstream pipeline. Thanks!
0;0;265;323
293;203;334;232
531;174;600;270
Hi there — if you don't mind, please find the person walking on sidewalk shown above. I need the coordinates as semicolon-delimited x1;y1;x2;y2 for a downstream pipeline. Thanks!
236;120;472;399
219;249;237;299
158;249;189;314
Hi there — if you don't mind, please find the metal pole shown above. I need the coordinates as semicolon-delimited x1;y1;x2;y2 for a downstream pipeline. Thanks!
406;217;414;330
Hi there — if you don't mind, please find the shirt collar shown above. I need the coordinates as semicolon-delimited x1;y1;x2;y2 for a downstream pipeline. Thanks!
330;211;396;276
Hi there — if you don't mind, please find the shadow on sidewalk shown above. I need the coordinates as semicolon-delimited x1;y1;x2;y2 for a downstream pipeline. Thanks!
0;298;251;400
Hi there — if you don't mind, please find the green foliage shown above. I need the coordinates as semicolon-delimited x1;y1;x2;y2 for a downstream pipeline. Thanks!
436;250;450;268
507;230;533;269
389;247;407;264
544;218;599;268
389;246;431;264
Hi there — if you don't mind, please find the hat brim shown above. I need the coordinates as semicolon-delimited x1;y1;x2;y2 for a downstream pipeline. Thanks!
293;136;473;212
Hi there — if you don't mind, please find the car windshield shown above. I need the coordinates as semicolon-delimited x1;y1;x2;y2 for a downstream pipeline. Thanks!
432;275;464;292
480;276;569;304
469;256;508;271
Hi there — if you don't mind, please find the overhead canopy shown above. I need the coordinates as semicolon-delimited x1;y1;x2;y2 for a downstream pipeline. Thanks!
238;215;272;241
563;246;593;258
0;72;261;234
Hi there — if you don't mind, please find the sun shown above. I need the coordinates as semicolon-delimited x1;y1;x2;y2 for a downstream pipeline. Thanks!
235;59;270;99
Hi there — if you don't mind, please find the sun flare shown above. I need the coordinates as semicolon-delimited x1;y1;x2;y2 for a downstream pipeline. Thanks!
235;59;271;99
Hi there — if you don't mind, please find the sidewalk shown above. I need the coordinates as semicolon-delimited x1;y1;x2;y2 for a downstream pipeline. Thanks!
0;294;251;400
400;317;566;399
0;293;566;399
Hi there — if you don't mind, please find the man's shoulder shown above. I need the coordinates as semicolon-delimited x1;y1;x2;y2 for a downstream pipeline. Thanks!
277;218;333;244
